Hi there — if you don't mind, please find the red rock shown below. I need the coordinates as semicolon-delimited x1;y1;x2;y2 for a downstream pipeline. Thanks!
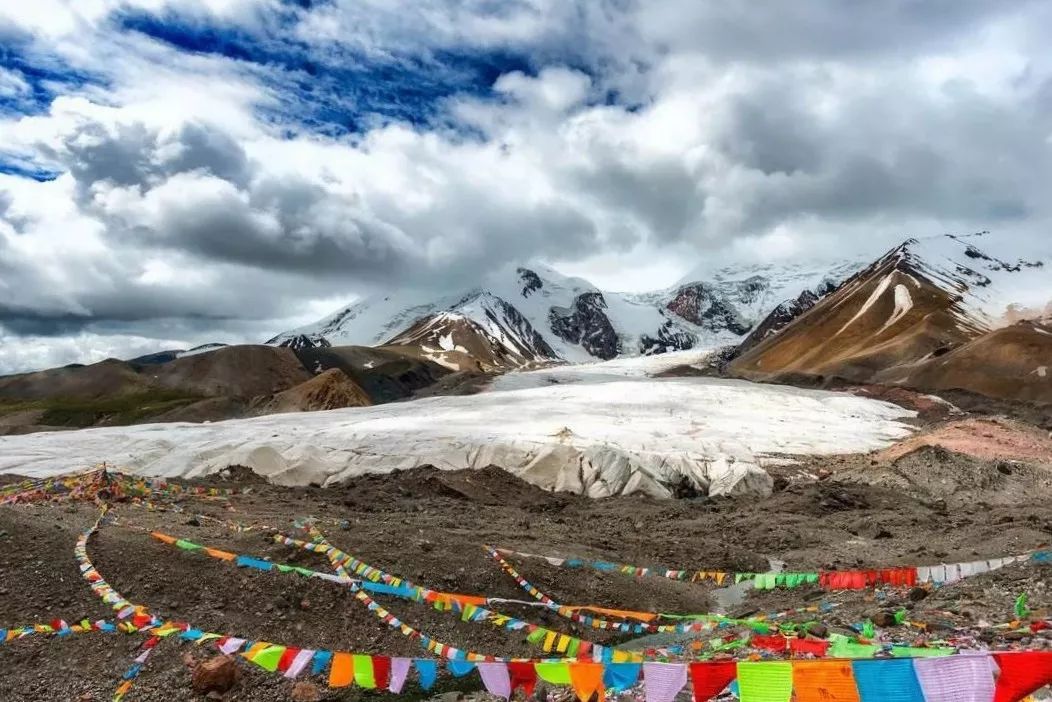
191;655;239;694
291;681;323;702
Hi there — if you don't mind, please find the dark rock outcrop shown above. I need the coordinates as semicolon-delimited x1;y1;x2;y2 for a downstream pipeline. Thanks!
277;334;332;350
640;319;696;355
549;292;620;360
666;283;751;335
732;281;836;358
518;267;543;297
484;295;558;359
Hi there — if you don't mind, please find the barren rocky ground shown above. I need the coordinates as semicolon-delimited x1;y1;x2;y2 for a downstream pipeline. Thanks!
2;411;1052;702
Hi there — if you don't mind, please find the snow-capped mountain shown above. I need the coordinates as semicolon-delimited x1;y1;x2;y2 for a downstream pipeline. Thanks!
268;264;710;365
730;232;1049;383
268;260;864;366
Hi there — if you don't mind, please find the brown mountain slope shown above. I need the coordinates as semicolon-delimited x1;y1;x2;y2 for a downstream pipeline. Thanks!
0;345;311;402
383;311;548;372
148;345;312;398
730;245;985;382
896;320;1052;404
250;368;372;415
0;359;152;401
293;345;450;403
0;344;448;433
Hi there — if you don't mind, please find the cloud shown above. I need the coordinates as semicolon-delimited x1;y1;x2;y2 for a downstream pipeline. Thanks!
0;0;1050;373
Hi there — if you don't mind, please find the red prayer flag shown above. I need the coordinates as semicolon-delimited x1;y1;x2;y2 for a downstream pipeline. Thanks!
689;661;737;702
373;656;391;691
277;647;299;673
790;638;830;657
508;661;538;697
752;634;788;652
993;651;1052;702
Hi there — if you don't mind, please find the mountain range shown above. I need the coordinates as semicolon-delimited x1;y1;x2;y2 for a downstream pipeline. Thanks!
267;259;858;370
0;232;1048;434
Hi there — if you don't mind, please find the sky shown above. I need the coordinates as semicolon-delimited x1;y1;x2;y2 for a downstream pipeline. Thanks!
1;1;1051;374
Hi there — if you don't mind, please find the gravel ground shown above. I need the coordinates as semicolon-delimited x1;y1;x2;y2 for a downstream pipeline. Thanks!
1;430;1051;701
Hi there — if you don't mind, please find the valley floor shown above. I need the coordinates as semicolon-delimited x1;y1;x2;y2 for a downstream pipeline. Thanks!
3;448;1052;700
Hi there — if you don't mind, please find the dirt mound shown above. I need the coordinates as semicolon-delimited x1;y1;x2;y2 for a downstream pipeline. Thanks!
898;319;1052;404
834;444;1052;506
337;464;570;508
878;417;1052;464
251;368;372;415
848;385;960;423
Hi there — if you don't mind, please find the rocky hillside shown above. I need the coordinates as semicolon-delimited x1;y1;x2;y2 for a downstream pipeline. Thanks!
729;233;1049;388
898;318;1052;405
0;345;449;434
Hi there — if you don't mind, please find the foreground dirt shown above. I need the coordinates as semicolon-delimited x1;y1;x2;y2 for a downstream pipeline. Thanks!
1;434;1052;700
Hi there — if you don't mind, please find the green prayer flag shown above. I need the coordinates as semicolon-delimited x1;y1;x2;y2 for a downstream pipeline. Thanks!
526;628;547;644
535;662;571;685
1015;593;1030;619
353;654;375;688
828;634;879;659
862;620;875;638
251;645;285;672
175;539;201;551
737;661;792;702
890;646;954;658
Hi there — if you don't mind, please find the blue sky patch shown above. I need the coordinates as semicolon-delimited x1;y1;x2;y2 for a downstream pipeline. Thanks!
0;32;106;117
116;9;545;136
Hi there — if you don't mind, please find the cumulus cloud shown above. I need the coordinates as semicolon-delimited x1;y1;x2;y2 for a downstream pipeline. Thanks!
0;0;1050;373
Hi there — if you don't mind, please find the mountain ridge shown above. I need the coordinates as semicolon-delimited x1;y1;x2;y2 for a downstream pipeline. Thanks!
729;232;1050;395
267;258;861;367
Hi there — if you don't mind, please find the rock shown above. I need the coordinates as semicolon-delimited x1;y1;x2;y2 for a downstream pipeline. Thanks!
871;611;898;627
185;516;201;527
291;682;323;702
548;292;620;359
806;623;828;638
908;587;930;602
439;692;465;702
191;655;239;694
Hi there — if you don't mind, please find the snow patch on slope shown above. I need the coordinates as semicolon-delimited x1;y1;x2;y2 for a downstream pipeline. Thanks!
835;273;895;337
878;284;914;334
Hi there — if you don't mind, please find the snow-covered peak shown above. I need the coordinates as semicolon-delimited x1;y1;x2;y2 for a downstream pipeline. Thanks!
872;232;1048;329
268;263;708;364
270;237;1046;367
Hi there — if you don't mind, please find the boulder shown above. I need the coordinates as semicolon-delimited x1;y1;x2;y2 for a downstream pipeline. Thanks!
191;655;239;695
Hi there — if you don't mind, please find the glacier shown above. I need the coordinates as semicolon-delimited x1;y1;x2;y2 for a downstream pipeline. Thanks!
0;352;916;498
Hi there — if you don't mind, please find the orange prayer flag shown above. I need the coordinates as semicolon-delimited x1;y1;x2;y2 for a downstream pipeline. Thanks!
204;547;237;561
792;660;860;702
568;606;658;622
150;532;177;544
328;652;355;688
569;662;605;702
